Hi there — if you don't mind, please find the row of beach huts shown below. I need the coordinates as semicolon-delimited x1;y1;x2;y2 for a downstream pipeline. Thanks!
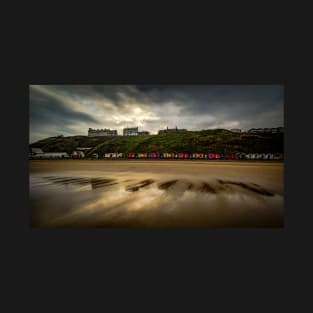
29;148;283;160
91;152;283;160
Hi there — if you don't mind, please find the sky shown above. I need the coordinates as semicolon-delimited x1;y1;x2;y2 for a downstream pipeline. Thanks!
29;85;284;143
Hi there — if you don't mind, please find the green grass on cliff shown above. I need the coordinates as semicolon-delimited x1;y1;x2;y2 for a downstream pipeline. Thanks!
30;129;284;156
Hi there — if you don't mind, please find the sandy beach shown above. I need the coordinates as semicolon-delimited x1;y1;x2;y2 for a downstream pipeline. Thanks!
29;160;284;228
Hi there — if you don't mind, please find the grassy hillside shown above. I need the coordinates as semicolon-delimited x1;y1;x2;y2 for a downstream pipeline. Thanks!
30;130;284;156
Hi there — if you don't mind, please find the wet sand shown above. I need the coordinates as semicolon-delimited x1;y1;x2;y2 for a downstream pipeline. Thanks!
29;160;284;228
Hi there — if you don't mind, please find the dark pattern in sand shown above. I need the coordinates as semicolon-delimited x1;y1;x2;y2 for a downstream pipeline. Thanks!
30;160;284;228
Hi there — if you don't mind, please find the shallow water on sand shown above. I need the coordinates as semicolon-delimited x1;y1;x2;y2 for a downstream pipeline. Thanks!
29;160;284;228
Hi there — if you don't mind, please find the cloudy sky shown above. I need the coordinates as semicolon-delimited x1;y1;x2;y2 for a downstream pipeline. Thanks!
29;85;284;143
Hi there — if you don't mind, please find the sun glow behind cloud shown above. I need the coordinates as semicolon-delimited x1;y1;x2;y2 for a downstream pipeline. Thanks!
29;84;284;143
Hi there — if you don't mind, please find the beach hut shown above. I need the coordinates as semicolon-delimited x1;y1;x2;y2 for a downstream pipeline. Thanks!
72;151;85;159
208;153;215;159
31;148;44;155
225;153;235;159
274;153;283;160
264;153;274;160
255;153;262;159
178;152;184;159
236;152;246;160
39;152;69;159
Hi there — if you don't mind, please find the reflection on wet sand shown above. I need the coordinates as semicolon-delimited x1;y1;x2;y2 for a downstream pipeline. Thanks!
29;160;284;228
126;179;155;192
43;176;118;189
217;180;274;196
158;180;178;190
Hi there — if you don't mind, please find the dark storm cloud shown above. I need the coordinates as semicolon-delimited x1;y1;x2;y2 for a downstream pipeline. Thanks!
29;86;101;142
45;85;146;108
29;84;283;143
30;87;98;128
30;90;97;124
136;84;283;113
133;84;284;130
